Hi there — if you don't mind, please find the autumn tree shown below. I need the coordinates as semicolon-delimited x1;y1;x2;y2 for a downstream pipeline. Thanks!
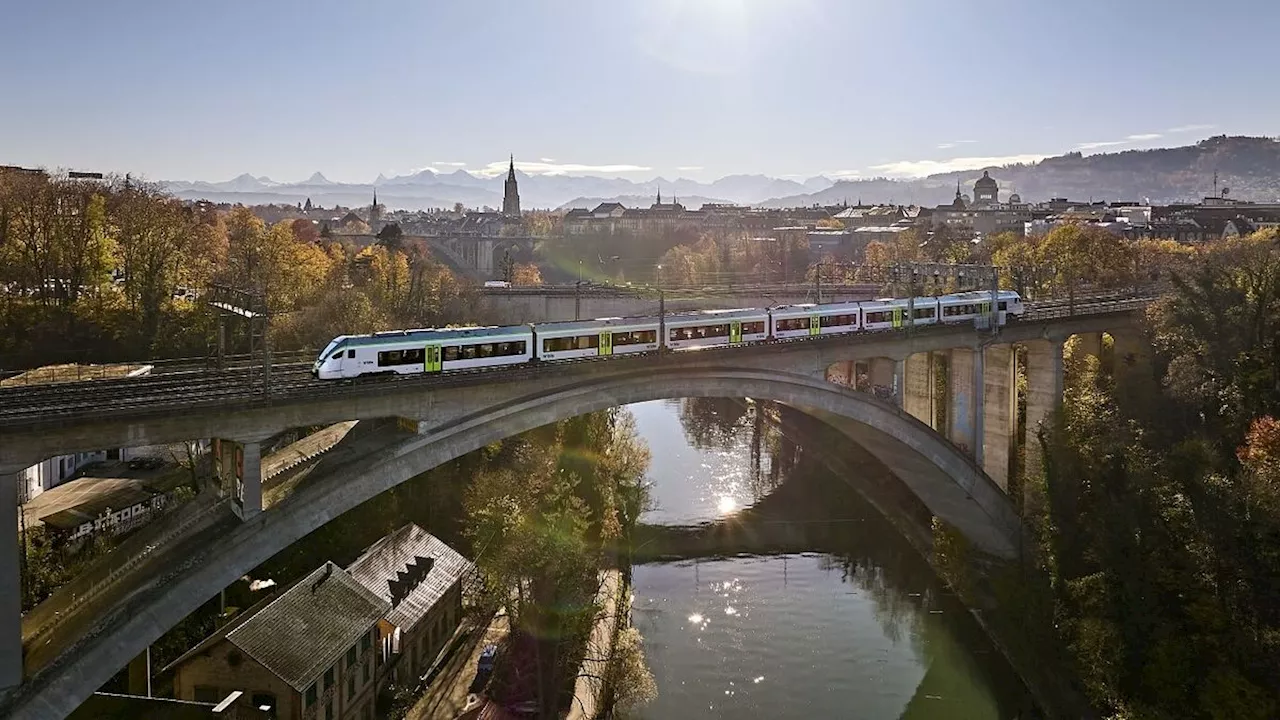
512;262;543;286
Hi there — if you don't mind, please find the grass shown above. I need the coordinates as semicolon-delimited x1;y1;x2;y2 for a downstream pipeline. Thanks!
1;363;149;387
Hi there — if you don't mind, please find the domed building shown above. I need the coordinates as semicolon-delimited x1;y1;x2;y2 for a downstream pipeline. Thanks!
973;170;999;206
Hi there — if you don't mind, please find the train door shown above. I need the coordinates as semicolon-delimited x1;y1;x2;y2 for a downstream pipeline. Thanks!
730;321;743;344
599;331;613;355
809;315;820;336
425;345;442;372
892;308;903;329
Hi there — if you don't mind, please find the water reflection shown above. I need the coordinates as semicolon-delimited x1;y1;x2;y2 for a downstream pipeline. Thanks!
627;398;1036;719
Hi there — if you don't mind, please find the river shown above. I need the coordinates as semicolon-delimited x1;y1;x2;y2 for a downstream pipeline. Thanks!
625;399;1038;719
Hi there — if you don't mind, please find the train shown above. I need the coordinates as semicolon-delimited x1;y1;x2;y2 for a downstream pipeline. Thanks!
312;290;1026;380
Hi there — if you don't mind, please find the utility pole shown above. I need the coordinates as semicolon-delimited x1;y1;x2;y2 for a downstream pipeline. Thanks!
815;262;823;304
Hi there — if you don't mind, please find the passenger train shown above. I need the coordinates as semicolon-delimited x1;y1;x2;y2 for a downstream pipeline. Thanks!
312;290;1025;380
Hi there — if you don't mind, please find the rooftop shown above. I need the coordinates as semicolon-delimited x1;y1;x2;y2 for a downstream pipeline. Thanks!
346;524;473;632
226;562;390;691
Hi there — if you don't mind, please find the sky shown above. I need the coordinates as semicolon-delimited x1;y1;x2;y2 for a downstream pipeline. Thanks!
3;0;1278;184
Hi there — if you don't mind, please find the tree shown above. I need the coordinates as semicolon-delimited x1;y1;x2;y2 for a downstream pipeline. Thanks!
376;222;404;250
303;197;313;212
291;218;319;244
512;262;542;286
499;250;516;284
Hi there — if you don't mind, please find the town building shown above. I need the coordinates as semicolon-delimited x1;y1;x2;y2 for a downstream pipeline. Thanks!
167;525;472;719
169;562;390;720
345;523;473;686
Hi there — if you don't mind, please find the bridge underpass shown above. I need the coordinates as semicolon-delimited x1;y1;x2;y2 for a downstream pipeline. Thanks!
0;295;1150;718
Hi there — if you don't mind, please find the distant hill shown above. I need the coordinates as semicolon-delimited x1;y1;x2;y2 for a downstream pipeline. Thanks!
154;136;1280;211
761;136;1280;208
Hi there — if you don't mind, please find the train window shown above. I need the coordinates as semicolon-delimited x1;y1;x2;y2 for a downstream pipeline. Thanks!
775;317;808;332
913;307;934;320
742;321;765;334
819;314;854;327
376;350;402;367
478;344;494;358
998;302;1007;311
462;345;477;360
331;352;342;360
347;349;355;358
612;330;657;346
443;346;459;362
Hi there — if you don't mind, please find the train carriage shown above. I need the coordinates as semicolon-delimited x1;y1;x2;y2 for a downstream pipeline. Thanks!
770;301;863;340
313;325;533;379
534;316;661;361
937;290;1026;326
664;308;769;351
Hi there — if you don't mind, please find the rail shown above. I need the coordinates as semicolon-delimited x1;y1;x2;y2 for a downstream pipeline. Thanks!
0;291;1155;428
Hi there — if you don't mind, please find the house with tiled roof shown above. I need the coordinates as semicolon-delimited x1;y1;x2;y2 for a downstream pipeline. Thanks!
346;524;473;686
166;526;472;719
167;562;391;720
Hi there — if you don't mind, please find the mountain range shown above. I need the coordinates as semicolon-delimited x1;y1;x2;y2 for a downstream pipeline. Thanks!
159;136;1280;212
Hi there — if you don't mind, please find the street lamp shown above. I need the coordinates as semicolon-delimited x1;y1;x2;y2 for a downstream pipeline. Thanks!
656;264;666;355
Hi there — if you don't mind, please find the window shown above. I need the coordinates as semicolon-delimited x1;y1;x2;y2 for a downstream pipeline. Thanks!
363;660;371;685
194;686;221;704
325;700;334;720
347;349;355;358
330;352;342;360
361;631;373;653
913;307;935;320
347;646;358;667
347;674;356;700
445;340;527;360
305;683;318;707
998;301;1007;311
324;666;335;689
742;321;766;335
251;692;277;716
819;314;855;328
377;347;425;367
775;317;809;332
542;334;598;353
610;329;658;346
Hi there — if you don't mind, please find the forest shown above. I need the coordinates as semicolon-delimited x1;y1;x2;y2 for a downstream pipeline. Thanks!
1021;230;1280;719
0;172;483;369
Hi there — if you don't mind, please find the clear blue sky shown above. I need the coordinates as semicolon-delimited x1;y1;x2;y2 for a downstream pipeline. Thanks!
3;0;1277;183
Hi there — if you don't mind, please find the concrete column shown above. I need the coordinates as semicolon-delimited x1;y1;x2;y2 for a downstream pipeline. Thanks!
1;478;21;693
868;358;895;391
972;347;985;469
239;442;262;519
1024;338;1065;484
947;348;977;456
982;345;1017;491
127;647;151;697
892;358;906;409
903;352;936;426
1074;332;1104;362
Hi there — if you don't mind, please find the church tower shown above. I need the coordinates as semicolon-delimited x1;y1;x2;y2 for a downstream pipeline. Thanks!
502;155;521;216
369;189;381;228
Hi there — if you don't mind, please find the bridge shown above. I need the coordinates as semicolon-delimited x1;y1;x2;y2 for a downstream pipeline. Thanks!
0;293;1150;718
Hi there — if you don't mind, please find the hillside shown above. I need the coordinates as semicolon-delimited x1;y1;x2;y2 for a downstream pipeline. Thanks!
761;136;1280;208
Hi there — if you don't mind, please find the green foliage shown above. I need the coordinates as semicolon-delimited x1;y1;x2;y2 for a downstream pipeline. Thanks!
1024;230;1280;718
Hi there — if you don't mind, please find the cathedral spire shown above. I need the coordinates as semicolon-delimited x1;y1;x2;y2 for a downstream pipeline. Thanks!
502;153;521;216
657;185;661;205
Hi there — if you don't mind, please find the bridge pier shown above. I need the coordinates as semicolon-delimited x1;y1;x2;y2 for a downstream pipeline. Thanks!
1024;338;1065;485
982;345;1017;491
947;348;978;458
903;352;939;428
1074;331;1104;363
214;439;263;520
1;475;20;695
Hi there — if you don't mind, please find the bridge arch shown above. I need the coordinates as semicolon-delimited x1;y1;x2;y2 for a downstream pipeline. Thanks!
13;367;1019;719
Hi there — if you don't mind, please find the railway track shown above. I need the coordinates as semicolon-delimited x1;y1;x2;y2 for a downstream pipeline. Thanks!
0;294;1153;427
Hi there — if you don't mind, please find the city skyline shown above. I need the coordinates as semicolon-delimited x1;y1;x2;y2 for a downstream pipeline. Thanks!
2;0;1277;183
